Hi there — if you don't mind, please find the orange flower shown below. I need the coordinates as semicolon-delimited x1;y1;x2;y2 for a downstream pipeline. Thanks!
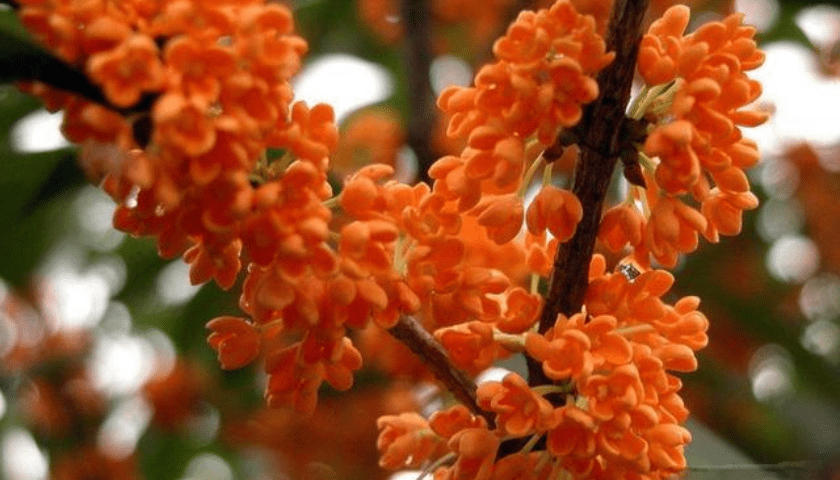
462;129;526;189
428;155;482;211
660;296;709;351
86;34;165;108
646;196;707;267
630;5;767;266
579;363;644;422
477;373;558;436
637;5;689;86
497;287;541;334
377;412;445;469
598;204;645;252
594;416;649;470
206;316;262;369
164;36;237;103
153;93;217;156
322;337;364;391
433;0;612;209
435;321;499;373
701;188;759;241
525;185;583;241
644;423;691;471
447;427;500;480
525;315;594;381
81;17;132;56
526;313;632;382
429;404;488;439
547;404;596;460
183;239;242;289
264;345;324;415
475;194;524;244
273;102;339;164
644;120;700;195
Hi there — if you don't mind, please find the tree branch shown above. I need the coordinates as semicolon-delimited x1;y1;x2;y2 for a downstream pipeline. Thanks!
530;0;651;384
0;29;154;115
388;316;494;427
400;0;437;183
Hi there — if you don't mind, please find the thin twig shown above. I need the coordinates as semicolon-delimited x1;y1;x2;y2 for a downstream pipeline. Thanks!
388;316;495;427
529;0;652;386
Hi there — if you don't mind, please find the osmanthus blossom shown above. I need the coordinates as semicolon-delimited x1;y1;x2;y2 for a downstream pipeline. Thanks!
377;254;705;479
433;0;610;246
371;2;761;475
607;4;768;267
12;0;765;478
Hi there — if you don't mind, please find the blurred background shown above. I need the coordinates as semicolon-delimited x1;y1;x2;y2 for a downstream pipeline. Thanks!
1;0;839;479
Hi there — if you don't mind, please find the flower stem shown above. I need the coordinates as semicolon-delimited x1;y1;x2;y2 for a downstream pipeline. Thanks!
387;316;495;427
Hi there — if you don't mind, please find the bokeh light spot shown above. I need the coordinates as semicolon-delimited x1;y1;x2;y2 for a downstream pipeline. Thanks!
801;320;840;363
749;344;795;402
89;334;156;396
1;428;49;480
430;55;473;96
10;109;70;153
293;54;393;123
766;235;820;284
97;396;152;460
735;0;779;32
799;274;840;322
795;5;840;49
757;198;804;242
750;42;840;150
155;260;202;306
181;453;233;480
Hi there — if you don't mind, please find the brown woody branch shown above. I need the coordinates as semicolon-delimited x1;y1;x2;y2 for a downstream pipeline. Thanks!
0;28;154;115
388;316;495;427
529;0;652;385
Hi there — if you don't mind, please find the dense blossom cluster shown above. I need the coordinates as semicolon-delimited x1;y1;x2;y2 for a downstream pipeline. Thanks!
17;0;354;414
601;5;766;267
373;5;764;480
11;0;768;478
379;255;706;480
433;1;611;220
17;0;326;288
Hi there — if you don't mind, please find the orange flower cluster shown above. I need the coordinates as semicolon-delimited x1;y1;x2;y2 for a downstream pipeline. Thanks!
338;166;541;368
378;255;706;479
12;0;767;478
17;0;332;289
204;157;540;413
601;5;765;267
16;0;378;415
433;0;612;216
